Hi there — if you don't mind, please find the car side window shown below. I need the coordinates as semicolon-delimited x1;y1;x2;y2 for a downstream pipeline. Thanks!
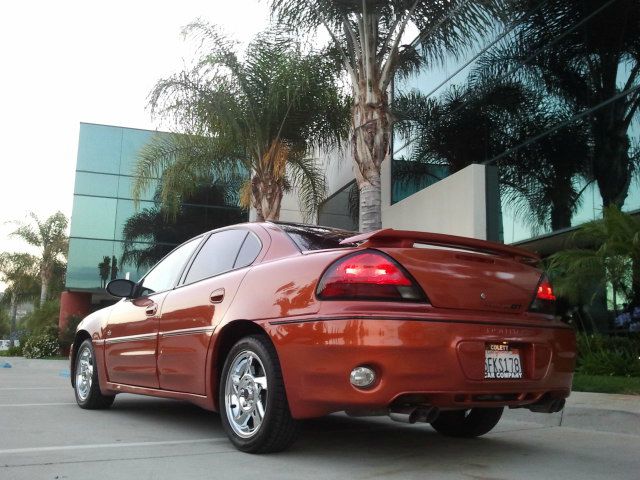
234;232;262;269
138;238;200;296
183;229;248;285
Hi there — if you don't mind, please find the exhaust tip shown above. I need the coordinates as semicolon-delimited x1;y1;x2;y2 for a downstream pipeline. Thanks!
389;406;439;424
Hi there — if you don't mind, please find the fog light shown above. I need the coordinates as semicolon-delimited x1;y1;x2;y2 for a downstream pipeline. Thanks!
350;366;376;388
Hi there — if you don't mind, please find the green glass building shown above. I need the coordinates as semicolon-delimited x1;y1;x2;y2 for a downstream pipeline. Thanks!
62;123;246;318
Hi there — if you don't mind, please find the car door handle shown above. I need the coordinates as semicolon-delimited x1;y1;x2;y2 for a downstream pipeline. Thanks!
145;304;158;316
210;288;225;304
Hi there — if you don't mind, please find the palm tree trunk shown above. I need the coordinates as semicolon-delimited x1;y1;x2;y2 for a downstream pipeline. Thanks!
10;292;18;337
632;258;640;308
251;173;284;222
40;271;49;306
592;106;632;208
352;90;390;232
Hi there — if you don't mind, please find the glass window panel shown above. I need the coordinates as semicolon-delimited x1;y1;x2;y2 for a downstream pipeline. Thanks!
66;238;116;290
76;123;122;174
318;183;358;231
114;201;247;246
139;238;201;296
73;171;119;198
184;229;247;284
114;199;156;242
234;232;262;269
117;175;158;202
278;224;356;251
119;128;155;176
66;238;164;290
69;195;117;240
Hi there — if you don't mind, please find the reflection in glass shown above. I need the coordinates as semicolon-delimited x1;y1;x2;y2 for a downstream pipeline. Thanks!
392;1;639;243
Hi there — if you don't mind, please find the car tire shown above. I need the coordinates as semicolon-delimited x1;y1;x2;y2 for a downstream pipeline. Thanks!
74;339;115;409
219;334;298;453
430;407;503;437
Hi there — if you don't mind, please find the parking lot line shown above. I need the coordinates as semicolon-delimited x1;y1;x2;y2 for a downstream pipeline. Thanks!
0;438;228;455
0;402;77;407
0;387;68;390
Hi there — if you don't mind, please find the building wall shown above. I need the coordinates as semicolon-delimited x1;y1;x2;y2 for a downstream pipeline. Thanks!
255;146;357;227
66;123;247;291
392;4;640;245
381;163;491;239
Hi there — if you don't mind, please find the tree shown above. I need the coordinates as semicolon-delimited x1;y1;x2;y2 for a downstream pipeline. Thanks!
270;0;504;231
98;256;111;288
0;308;10;338
548;206;640;310
10;211;68;305
394;80;591;231
0;253;39;336
476;0;640;208
133;24;349;222
123;183;246;269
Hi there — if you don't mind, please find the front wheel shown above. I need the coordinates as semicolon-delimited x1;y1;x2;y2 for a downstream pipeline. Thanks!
219;335;298;453
430;407;503;437
74;339;115;409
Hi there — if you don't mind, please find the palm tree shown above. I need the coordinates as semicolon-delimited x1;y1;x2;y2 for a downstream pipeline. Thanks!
133;24;349;222
476;0;640;208
123;183;246;269
394;80;591;231
98;256;110;288
10;212;68;305
548;206;640;310
0;253;39;336
270;0;505;231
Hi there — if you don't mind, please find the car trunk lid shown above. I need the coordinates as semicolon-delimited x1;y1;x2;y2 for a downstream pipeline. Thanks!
341;229;542;314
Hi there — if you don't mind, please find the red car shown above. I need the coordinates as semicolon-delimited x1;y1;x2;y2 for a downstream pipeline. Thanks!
70;222;575;453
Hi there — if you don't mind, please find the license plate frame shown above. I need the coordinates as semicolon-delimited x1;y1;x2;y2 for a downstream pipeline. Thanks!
484;343;523;379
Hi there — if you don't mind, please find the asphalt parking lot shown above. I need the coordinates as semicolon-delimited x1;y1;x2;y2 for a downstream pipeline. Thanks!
1;357;639;480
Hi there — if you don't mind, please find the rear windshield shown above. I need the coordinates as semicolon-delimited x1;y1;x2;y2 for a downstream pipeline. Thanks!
276;223;358;251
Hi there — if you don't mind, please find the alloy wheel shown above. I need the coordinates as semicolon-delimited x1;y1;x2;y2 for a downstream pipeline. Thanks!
224;350;268;438
75;346;93;402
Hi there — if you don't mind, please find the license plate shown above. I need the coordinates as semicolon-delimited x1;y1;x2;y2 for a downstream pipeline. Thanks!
484;344;523;379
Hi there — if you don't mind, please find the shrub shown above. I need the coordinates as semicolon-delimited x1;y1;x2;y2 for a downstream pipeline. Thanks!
7;343;24;356
22;325;60;359
23;300;60;333
576;333;640;377
59;314;84;352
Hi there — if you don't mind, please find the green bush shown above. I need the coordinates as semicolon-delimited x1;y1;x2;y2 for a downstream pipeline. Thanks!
7;343;24;356
22;324;60;359
23;300;60;334
576;333;640;377
59;314;83;352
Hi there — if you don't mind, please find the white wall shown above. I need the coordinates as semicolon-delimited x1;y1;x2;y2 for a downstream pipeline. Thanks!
381;163;489;240
251;147;491;241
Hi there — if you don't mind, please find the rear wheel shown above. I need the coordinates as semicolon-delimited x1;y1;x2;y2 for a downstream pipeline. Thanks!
430;407;503;437
74;339;115;409
219;335;298;453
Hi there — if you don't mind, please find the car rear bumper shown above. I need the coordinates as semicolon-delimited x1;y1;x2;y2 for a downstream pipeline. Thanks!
263;317;576;419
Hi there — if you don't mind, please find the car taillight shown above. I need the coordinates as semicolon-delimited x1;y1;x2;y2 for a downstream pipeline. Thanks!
529;274;556;315
317;251;426;301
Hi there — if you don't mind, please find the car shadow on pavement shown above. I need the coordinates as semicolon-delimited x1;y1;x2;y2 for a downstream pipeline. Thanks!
106;395;552;462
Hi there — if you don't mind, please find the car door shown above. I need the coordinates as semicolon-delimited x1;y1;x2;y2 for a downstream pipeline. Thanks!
157;229;263;394
104;238;201;388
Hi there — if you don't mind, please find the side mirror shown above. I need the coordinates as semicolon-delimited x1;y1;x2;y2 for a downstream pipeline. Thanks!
106;279;136;298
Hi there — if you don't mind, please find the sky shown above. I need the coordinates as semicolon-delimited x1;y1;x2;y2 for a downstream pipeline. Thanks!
0;0;271;269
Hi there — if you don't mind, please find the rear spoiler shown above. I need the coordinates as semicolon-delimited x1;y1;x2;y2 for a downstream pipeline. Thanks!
340;229;539;262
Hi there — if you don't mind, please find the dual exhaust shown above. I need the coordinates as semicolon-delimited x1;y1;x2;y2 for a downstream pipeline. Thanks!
389;405;440;424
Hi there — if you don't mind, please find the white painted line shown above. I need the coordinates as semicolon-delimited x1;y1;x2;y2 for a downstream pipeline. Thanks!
0;438;227;455
0;402;76;407
0;387;68;390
